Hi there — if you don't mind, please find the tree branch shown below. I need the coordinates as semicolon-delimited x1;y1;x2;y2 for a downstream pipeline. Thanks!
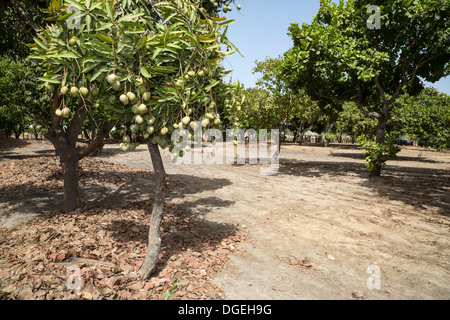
49;89;62;129
79;120;117;159
9;1;39;33
66;100;88;147
374;76;388;106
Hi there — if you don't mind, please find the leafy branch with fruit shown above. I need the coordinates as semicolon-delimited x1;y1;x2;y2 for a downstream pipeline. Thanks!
28;0;240;279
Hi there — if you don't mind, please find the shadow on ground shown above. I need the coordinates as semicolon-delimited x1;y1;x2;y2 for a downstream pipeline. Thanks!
331;152;442;164
0;138;31;151
1;162;236;275
277;157;450;216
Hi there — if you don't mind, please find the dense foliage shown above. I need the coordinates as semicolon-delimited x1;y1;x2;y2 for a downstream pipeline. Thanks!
390;88;450;151
29;0;239;153
0;58;49;138
282;0;450;175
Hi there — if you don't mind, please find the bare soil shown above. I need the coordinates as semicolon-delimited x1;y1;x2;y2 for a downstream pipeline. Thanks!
1;140;449;300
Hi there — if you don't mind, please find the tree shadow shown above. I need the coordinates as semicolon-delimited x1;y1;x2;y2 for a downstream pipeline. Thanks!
102;201;238;277
278;158;368;178
0;138;31;151
283;142;362;150
95;147;149;158
359;166;450;215
331;152;442;164
277;157;450;216
1;163;236;276
80;171;235;276
0;152;55;160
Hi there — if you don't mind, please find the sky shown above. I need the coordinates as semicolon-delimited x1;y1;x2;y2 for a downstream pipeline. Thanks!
222;0;450;95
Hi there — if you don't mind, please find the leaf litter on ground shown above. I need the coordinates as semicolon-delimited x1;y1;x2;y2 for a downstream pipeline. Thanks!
0;155;245;300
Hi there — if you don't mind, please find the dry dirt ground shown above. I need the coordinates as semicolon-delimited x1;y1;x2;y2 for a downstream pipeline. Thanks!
1;139;449;300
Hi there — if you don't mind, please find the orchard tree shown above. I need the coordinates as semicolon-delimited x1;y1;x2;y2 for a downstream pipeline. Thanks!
253;57;295;144
0;58;49;138
390;88;450;150
335;102;377;143
29;0;238;278
252;57;324;146
225;57;322;147
288;93;321;145
0;0;50;58
283;0;450;176
226;86;270;130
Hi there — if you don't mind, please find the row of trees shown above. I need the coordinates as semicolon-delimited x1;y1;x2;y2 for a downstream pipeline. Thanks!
227;56;449;151
0;0;448;279
280;0;449;176
226;0;449;177
0;58;49;139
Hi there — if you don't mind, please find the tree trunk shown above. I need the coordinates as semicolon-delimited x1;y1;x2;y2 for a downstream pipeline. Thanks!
370;116;387;177
14;128;21;139
138;142;169;280
33;127;39;140
61;151;81;212
323;135;329;147
298;122;305;145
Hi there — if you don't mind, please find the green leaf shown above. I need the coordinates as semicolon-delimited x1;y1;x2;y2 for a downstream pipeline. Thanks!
33;37;48;51
53;51;81;59
204;80;220;92
140;66;152;78
95;32;115;44
64;0;83;8
105;1;113;20
86;15;92;32
38;77;60;84
90;66;109;82
97;22;114;31
118;13;144;23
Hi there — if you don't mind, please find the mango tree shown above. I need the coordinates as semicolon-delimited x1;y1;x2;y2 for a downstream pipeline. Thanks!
282;0;450;176
29;0;238;278
0;58;49;138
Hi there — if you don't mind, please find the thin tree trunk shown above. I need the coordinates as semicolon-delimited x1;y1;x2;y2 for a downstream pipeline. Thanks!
138;142;169;280
298;122;305;145
33;127;38;140
276;125;283;156
370;116;387;177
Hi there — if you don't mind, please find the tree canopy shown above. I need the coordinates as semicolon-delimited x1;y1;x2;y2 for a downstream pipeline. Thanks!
282;0;450;175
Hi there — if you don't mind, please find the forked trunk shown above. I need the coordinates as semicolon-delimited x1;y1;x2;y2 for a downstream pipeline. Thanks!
138;142;169;280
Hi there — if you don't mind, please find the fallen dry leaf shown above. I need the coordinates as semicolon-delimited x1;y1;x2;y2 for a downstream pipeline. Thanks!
0;154;246;300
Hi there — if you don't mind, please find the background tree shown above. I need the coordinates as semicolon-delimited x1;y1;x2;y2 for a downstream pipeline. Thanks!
287;91;321;145
282;0;450;176
253;57;294;145
0;0;50;58
335;102;377;143
390;88;450;151
0;58;49;138
224;57;323;147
